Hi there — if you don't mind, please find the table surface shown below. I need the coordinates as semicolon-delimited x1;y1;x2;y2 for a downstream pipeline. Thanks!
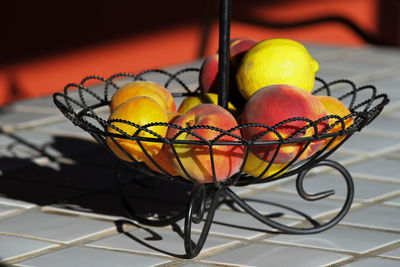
1;43;400;267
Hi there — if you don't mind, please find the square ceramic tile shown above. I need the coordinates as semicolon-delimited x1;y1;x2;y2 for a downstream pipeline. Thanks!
264;225;400;254
345;47;400;67
316;62;364;82
237;190;349;221
177;209;300;240
52;191;130;220
0;196;36;209
87;226;238;258
340;205;400;231
341;257;400;267
33;119;94;140
8;158;117;191
346;157;400;181
11;95;59;111
202;243;351;267
14;246;171;267
371;76;400;102
380;247;400;259
0;210;115;243
384;196;400;207
273;173;400;202
0;176;82;206
325;150;359;164
0;204;20;217
0;107;56;128
363;116;400;136
179;264;216;267
0;235;58;261
340;133;400;154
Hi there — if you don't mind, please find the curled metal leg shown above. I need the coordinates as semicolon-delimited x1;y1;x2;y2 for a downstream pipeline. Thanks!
184;183;223;258
226;159;354;234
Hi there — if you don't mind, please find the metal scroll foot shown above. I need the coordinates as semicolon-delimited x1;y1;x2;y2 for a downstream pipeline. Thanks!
225;159;354;234
184;184;223;258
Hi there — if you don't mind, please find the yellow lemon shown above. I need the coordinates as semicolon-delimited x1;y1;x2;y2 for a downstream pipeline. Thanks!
236;38;319;99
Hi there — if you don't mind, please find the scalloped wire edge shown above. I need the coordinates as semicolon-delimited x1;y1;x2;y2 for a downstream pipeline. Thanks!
53;69;390;185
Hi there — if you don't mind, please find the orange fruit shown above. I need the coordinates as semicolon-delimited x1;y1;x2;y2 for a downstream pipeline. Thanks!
106;96;168;162
110;81;176;112
317;95;354;150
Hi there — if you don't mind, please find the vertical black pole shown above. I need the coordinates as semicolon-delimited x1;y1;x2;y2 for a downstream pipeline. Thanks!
218;0;230;109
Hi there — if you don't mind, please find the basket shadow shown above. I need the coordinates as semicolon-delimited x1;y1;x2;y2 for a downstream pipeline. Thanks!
0;133;191;219
114;219;191;259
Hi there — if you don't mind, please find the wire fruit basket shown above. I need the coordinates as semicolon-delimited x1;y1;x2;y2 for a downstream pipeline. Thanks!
53;0;389;258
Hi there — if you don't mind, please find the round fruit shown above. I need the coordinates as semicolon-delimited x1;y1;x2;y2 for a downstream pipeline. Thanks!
143;112;181;176
317;95;354;150
177;93;238;117
236;38;319;99
241;84;327;164
242;151;287;179
106;96;168;162
110;81;176;112
165;104;245;183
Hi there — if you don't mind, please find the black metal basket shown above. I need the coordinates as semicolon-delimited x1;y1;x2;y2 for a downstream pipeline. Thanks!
53;0;390;258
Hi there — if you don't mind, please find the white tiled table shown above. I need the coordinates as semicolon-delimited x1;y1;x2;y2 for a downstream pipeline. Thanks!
1;43;400;267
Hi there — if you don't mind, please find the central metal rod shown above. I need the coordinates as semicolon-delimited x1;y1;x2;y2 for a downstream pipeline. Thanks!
218;0;231;109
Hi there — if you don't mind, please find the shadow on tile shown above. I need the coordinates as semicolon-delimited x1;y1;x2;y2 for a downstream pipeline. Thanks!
114;219;190;258
0;134;191;220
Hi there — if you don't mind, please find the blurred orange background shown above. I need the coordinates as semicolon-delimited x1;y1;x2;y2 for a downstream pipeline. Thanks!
1;0;399;106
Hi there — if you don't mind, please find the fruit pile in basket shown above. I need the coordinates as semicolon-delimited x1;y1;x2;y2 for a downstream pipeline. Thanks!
106;38;354;184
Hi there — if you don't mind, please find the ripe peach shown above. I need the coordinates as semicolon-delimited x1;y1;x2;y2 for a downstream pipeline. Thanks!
242;151;288;179
110;81;176;113
199;54;219;93
199;37;257;98
241;84;328;164
143;112;181;176
106;96;168;162
165;104;245;183
316;95;354;150
229;37;258;66
177;93;238;117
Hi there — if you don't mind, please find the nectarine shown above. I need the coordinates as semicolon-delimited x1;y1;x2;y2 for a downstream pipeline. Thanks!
166;104;244;183
199;37;257;111
241;84;327;164
143;112;181;176
110;80;176;113
106;96;168;162
317;95;354;150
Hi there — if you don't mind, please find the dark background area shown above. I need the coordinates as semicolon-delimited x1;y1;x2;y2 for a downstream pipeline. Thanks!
0;0;399;106
2;0;399;67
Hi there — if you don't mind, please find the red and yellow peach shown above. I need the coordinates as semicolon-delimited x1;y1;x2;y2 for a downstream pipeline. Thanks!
165;104;244;183
241;84;328;164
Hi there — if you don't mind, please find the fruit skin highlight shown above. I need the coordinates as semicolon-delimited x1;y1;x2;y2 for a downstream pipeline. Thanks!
110;81;176;113
106;96;168;162
241;84;327;164
165;104;245;183
236;38;319;99
316;95;354;150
